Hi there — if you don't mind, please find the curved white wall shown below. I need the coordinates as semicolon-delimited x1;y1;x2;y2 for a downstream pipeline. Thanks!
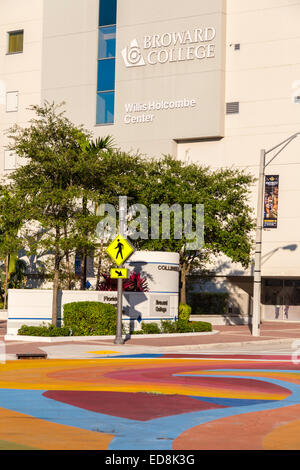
126;251;179;294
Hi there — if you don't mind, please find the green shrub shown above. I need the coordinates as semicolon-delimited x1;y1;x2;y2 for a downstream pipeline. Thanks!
63;301;117;336
178;303;192;322
189;321;212;332
160;319;177;334
140;322;161;334
176;320;212;333
18;324;71;337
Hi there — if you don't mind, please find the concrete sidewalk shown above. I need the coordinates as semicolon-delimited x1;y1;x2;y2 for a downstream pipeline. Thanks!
2;321;300;359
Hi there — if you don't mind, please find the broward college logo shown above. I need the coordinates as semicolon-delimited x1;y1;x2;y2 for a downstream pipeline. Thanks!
121;39;146;67
121;27;216;68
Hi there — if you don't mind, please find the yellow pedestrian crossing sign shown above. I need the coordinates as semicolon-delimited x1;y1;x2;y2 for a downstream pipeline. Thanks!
110;268;128;279
106;234;134;266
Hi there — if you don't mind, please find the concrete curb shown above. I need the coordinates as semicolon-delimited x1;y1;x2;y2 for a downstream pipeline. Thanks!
4;330;219;343
159;337;300;351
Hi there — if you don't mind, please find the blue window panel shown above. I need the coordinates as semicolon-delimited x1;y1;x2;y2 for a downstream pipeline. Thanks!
99;0;117;26
97;59;115;91
98;26;116;59
96;92;115;124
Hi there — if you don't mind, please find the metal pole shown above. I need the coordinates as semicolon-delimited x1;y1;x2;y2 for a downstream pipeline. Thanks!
252;149;265;336
114;196;127;345
251;133;300;336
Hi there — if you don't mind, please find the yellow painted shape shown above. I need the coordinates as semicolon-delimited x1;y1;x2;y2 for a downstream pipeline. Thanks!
0;406;114;450
86;351;121;354
0;358;289;399
263;419;300;450
0;439;39;450
179;369;300;383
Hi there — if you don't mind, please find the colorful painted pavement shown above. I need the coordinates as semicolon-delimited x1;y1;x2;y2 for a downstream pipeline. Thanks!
0;353;300;450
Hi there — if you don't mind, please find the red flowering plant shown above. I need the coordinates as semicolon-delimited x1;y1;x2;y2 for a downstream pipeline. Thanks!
98;273;118;291
123;272;149;292
98;272;148;292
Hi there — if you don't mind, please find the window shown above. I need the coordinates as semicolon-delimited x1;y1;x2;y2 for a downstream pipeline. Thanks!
6;91;18;112
99;0;117;26
4;150;17;170
96;92;114;124
98;26;116;59
96;0;117;124
8;30;24;54
97;59;115;91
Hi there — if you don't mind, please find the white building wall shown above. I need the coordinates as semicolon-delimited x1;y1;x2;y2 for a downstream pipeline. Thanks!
0;0;44;172
177;0;300;279
41;0;99;130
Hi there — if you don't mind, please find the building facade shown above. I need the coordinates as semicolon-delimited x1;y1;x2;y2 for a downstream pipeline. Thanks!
1;0;300;322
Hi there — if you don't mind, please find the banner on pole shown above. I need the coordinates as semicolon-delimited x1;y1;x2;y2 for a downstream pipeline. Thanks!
263;175;279;228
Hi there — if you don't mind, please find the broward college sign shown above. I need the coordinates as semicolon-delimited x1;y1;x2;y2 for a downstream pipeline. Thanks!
115;0;226;155
122;27;216;67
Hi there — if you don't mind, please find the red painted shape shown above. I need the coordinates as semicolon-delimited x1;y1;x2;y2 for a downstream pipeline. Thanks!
42;391;226;421
162;354;296;361
104;366;292;396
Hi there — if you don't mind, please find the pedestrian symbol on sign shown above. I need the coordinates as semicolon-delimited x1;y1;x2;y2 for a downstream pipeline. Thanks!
115;239;124;260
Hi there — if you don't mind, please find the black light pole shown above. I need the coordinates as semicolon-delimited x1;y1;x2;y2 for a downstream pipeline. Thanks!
114;196;127;345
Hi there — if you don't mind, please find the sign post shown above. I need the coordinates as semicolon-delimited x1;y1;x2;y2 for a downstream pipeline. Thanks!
105;196;134;344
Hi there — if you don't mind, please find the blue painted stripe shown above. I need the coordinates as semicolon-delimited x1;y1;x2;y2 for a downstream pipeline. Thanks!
122;317;174;321
190;396;278;407
127;261;178;266
8;317;62;321
108;354;163;359
147;291;178;294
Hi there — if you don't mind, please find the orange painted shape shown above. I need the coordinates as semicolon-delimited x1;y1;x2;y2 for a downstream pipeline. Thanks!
0;406;114;450
173;404;300;450
263;418;300;450
86;351;121;354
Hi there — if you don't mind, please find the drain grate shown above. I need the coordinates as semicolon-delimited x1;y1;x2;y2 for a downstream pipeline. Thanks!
16;353;47;360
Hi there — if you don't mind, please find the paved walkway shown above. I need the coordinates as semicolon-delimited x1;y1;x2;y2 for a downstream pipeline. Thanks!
2;322;300;359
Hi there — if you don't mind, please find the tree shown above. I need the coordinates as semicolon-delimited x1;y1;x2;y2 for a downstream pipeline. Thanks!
132;156;255;304
0;187;24;308
6;101;150;323
6;101;99;325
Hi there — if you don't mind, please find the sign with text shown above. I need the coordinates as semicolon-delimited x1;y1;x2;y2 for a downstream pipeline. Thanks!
150;295;171;317
263;175;279;228
114;0;226;155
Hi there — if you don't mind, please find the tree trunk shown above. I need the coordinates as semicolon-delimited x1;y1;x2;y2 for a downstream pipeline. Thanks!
80;252;87;290
180;266;187;305
52;230;61;326
65;251;72;290
96;239;104;290
3;254;9;310
64;225;72;290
